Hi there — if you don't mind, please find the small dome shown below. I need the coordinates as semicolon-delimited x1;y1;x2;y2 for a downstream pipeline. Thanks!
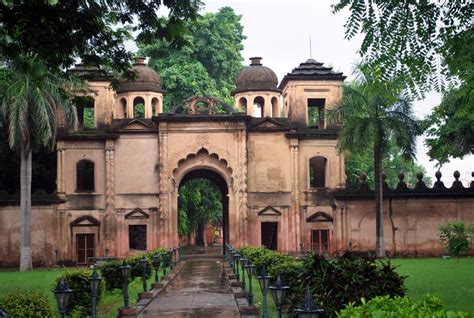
116;57;164;94
232;57;280;95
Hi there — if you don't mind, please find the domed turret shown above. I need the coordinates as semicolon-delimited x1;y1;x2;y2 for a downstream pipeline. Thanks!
232;57;280;95
115;57;165;119
232;57;282;118
116;57;164;94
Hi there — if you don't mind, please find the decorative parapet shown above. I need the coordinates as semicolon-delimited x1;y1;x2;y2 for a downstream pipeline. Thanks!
334;171;474;199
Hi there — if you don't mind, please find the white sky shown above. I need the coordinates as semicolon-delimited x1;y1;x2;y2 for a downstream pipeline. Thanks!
133;0;474;186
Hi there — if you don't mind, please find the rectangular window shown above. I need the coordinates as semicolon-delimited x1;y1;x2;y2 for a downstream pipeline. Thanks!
311;229;329;255
307;98;325;128
76;234;94;265
261;222;278;251
129;225;147;250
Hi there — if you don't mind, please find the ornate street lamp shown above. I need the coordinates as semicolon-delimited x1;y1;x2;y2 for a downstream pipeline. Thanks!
161;253;167;277
257;266;272;318
294;288;324;318
0;307;8;318
240;257;248;291
173;248;177;265
153;254;161;283
169;249;174;270
234;253;241;281
89;267;101;318
230;250;237;272
139;257;148;292
269;274;289;318
54;277;73;318
244;260;255;305
120;260;131;308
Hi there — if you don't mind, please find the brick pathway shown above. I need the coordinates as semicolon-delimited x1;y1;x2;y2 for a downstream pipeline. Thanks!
138;259;240;317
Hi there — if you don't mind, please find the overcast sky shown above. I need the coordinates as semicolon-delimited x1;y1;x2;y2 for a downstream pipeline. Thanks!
136;0;473;185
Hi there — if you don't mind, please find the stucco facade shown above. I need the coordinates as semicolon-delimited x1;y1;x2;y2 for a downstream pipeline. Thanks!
0;57;473;267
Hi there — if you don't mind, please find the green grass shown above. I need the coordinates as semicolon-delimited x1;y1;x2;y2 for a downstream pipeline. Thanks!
0;266;172;317
391;258;474;313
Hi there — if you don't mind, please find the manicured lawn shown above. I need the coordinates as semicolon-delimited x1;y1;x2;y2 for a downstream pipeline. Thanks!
0;266;171;317
391;258;474;313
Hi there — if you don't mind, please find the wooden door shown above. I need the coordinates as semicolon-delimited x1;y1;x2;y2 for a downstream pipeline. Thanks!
76;234;94;265
311;229;329;255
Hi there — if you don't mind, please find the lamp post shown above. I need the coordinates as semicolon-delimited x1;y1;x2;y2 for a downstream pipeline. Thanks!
294;287;324;318
240;257;248;291
54;277;73;318
257;266;271;318
169;249;174;270
230;250;236;272
161;253;167;277
89;267;101;318
244;260;255;305
139;257;148;292
269;274;289;318
153;254;161;283
173;248;177;265
0;308;8;318
234;253;241;281
120;261;131;308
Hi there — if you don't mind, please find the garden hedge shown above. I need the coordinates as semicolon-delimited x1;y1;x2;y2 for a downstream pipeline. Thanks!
0;290;54;318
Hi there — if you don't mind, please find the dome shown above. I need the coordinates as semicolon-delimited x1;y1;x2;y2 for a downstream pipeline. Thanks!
232;57;280;95
116;57;164;94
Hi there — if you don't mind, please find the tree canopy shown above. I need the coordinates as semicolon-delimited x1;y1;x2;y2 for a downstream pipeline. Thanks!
0;0;202;70
139;6;245;109
332;0;473;94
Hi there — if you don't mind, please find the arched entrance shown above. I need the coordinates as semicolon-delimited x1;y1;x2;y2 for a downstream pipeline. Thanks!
178;169;229;252
167;148;239;252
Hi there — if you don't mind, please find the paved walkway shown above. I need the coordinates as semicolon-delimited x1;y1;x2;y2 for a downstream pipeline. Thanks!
138;259;240;318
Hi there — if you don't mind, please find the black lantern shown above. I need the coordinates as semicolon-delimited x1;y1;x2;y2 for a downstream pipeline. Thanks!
153;254;161;283
120;260;131;308
0;307;9;318
139;257;148;292
54;277;73;318
230;250;237;273
89;267;101;318
269;274;289;318
239;257;248;290
161;253;167;277
244;260;255;305
294;288;324;318
257;266;272;318
234;253;241;281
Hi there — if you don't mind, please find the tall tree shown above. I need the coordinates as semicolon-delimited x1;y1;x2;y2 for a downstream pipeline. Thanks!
329;66;421;258
0;0;202;70
333;1;473;162
0;57;78;271
139;6;245;109
178;179;222;246
346;141;431;190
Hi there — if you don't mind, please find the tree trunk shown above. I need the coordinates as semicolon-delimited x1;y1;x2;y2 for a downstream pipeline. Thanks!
20;146;33;271
374;140;386;258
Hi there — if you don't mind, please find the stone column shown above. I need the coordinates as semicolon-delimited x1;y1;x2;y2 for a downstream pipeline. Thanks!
56;147;66;194
290;138;301;252
158;125;170;247
238;128;248;246
104;140;117;256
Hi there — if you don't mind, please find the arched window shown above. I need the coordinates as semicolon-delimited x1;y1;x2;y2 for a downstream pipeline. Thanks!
271;97;279;118
253;96;264;118
151;97;159;116
309;156;327;188
120;98;127;118
76;160;95;192
133;97;145;118
238;97;247;113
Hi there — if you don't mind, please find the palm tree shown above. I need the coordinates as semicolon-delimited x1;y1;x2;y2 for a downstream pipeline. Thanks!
329;65;420;258
0;56;78;271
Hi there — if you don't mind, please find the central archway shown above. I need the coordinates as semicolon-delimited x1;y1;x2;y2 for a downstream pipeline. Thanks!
178;169;229;253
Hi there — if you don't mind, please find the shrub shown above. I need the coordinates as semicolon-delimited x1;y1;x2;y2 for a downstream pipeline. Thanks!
284;252;406;317
238;246;294;274
100;259;124;291
0;290;54;318
53;269;105;316
439;222;474;258
128;253;153;279
337;295;471;317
